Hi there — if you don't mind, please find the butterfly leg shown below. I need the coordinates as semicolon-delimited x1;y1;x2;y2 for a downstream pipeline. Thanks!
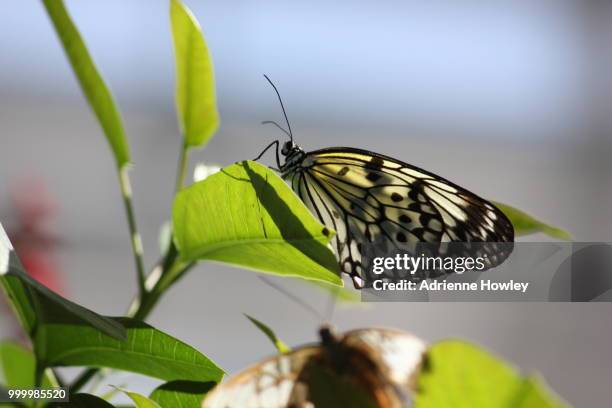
253;140;280;166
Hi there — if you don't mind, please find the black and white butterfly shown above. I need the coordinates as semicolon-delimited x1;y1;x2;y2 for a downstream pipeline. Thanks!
256;76;514;288
202;326;426;408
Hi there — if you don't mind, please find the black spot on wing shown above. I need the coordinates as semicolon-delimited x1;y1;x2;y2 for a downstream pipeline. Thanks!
391;192;403;202
365;156;384;170
366;172;382;182
399;214;411;224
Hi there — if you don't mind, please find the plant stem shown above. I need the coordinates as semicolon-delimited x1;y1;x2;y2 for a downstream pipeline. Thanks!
70;368;97;392
72;142;193;392
119;167;146;296
175;143;189;192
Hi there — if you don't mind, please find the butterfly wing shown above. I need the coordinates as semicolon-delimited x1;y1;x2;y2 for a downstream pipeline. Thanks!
202;347;321;408
341;328;426;392
284;147;514;287
202;329;426;408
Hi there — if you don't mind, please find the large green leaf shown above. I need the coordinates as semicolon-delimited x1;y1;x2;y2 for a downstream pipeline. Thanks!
415;340;567;408
150;380;215;408
173;161;342;285
245;314;290;353
0;224;125;341
494;202;571;240
170;0;219;147
36;317;223;384
42;0;130;168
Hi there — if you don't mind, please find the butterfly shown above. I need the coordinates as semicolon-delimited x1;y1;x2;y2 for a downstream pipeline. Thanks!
202;326;426;408
256;76;514;289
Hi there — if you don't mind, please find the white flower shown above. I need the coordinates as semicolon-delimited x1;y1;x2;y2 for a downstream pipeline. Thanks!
0;223;13;275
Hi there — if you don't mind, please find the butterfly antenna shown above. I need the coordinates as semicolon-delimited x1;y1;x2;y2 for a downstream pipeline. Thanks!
259;276;323;321
261;120;291;139
263;74;294;142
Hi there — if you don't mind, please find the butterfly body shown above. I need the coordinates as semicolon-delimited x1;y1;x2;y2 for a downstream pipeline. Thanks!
277;142;514;288
202;327;426;408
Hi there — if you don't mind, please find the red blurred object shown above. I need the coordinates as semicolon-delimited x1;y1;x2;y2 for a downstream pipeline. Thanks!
5;177;64;293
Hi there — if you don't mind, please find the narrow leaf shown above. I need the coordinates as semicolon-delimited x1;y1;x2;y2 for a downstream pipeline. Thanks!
494;202;572;240
116;388;161;408
171;0;219;147
150;380;216;408
37;317;223;384
43;0;131;168
173;161;342;285
244;314;290;353
415;340;568;408
511;376;567;408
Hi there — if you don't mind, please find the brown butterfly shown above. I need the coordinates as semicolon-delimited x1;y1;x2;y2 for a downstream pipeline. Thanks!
202;326;426;408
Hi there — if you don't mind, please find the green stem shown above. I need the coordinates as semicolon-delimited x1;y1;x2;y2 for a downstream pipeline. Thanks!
70;368;97;392
132;260;194;321
34;362;44;388
175;143;189;192
119;167;146;296
72;142;193;392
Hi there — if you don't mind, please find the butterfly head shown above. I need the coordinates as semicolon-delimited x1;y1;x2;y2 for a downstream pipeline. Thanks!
319;325;339;346
281;140;296;156
279;141;306;174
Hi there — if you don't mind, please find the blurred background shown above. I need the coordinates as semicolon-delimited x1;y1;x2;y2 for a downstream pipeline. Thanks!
1;0;611;406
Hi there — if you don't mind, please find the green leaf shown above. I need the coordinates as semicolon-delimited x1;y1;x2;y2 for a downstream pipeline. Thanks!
244;314;290;353
116;388;161;408
42;0;130;168
170;0;219;148
150;380;216;408
415;340;568;408
0;224;125;341
173;161;342;286
511;376;567;407
0;341;56;389
493;202;572;240
59;393;116;407
36;317;223;384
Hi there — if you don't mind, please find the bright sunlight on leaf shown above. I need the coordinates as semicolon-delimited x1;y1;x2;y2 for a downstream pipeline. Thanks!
173;161;342;286
415;340;568;408
43;0;131;168
117;387;162;408
494;202;572;240
171;0;219;148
